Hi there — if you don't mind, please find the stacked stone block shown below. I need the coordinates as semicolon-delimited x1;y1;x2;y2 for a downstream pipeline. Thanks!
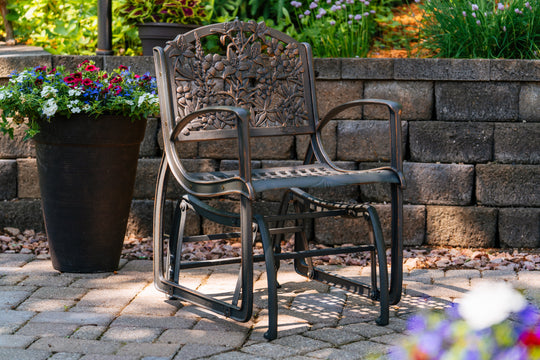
0;53;538;249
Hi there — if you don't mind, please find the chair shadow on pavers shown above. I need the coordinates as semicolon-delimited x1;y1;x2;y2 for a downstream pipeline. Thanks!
152;20;405;340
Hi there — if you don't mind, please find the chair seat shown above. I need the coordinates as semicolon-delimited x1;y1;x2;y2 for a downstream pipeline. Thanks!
191;164;400;192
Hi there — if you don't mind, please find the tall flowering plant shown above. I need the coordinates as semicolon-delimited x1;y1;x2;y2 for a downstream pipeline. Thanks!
289;0;377;57
391;282;540;360
0;60;159;139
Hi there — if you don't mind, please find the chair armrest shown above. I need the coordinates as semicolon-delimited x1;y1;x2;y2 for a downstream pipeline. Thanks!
169;106;256;199
316;99;405;188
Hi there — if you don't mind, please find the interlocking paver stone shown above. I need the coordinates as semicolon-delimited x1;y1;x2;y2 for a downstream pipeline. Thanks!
101;326;162;343
15;322;78;338
70;326;107;340
0;334;36;348
0;348;51;360
0;309;35;333
111;314;197;329
0;290;32;309
116;343;180;358
31;286;87;300
48;352;82;360
158;329;247;347
30;311;114;326
17;298;76;312
340;340;390;358
307;347;362;360
272;335;330;353
173;344;232;360
29;337;122;355
303;327;364;345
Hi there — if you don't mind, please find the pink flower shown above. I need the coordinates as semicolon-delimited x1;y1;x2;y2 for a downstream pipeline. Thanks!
78;60;90;68
85;65;99;72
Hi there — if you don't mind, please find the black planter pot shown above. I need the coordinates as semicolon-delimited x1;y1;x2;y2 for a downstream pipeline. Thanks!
33;115;147;273
138;22;198;56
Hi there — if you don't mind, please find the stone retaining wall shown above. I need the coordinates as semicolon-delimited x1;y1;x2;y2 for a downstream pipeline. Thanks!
0;53;539;248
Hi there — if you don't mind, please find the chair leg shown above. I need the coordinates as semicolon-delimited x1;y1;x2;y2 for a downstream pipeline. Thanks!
256;214;279;341
170;200;188;284
153;156;172;294
365;206;389;326
389;183;403;305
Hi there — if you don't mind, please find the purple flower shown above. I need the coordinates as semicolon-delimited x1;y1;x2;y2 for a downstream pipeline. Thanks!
290;1;302;7
329;20;336;25
472;12;476;17
471;4;479;10
309;1;317;9
463;11;467;16
497;2;504;10
476;20;481;25
304;9;311;15
354;14;362;20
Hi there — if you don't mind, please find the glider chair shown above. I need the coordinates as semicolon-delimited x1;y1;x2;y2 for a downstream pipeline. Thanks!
152;20;405;340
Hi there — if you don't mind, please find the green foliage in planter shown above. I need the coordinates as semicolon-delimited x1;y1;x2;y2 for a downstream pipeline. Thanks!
6;0;140;55
418;0;539;59
115;0;212;26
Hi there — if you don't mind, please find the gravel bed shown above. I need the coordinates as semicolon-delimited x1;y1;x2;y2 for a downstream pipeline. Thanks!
1;227;539;271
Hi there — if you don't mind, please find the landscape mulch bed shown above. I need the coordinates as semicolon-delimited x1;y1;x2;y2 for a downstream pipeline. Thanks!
1;227;538;272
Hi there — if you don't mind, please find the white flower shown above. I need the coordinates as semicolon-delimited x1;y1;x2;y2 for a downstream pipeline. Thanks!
0;90;12;100
40;85;58;98
68;88;82;97
41;98;58;117
458;282;526;330
137;93;158;108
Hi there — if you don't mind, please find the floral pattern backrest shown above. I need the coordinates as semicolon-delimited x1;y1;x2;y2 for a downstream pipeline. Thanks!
162;20;317;141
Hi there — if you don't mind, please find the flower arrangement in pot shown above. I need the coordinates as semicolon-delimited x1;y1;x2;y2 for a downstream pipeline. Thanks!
0;61;159;273
115;0;212;55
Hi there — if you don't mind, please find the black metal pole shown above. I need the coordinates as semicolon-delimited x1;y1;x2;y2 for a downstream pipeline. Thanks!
97;0;113;55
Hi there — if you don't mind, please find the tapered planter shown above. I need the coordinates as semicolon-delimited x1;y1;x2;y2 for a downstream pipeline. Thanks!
34;115;147;273
138;22;198;56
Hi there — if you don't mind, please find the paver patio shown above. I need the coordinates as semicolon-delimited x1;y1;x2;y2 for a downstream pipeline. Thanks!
0;253;538;360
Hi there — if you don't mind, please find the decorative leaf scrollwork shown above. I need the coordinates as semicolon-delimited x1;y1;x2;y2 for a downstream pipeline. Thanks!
169;21;309;136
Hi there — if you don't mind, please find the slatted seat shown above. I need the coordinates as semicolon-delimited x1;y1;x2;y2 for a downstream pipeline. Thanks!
152;20;405;340
190;164;401;191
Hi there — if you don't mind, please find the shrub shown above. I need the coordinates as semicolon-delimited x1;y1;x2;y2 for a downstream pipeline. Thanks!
288;0;379;57
418;0;540;59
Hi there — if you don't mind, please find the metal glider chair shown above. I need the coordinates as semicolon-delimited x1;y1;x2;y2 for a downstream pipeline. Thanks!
152;20;405;340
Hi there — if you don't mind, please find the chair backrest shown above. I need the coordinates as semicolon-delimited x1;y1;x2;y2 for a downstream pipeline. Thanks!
157;20;318;142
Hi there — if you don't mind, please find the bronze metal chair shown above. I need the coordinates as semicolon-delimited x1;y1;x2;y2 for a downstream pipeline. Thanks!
152;20;405;340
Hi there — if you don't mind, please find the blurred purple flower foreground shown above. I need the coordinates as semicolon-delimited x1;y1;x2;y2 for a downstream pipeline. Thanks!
391;282;540;360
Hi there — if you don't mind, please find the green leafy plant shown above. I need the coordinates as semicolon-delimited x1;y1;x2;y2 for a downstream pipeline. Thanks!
288;0;379;57
418;0;539;58
6;0;140;55
0;61;159;139
115;0;212;25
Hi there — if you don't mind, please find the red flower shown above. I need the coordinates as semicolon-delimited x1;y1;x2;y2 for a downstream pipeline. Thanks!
520;330;540;347
34;66;47;73
34;78;43;86
73;72;82;79
85;65;99;72
110;75;123;84
118;65;128;71
63;76;75;84
114;86;122;95
82;78;94;86
78;60;90;68
102;73;108;79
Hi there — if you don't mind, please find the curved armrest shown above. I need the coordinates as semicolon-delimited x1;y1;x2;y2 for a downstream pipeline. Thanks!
167;106;255;199
316;99;405;188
